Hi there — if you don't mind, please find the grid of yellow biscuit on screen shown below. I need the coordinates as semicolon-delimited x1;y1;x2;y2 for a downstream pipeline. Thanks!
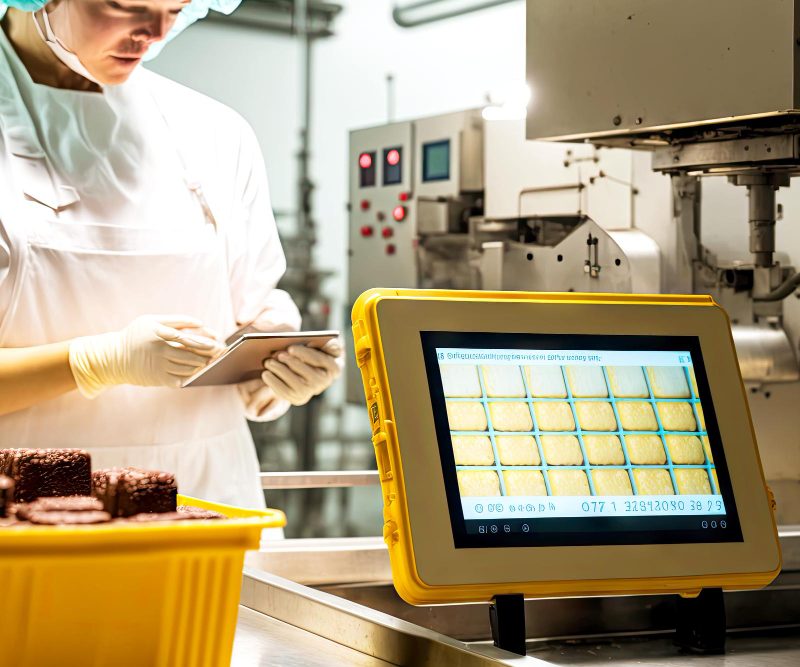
442;362;715;499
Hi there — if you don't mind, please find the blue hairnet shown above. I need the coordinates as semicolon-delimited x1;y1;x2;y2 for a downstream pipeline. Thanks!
0;0;47;10
0;0;242;60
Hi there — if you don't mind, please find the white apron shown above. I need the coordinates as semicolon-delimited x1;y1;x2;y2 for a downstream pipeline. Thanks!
0;35;265;509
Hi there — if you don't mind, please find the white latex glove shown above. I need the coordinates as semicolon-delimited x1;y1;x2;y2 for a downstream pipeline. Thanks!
69;315;221;398
238;378;291;422
260;338;344;406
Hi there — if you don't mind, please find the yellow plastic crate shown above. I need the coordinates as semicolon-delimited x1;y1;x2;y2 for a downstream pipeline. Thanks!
0;495;285;667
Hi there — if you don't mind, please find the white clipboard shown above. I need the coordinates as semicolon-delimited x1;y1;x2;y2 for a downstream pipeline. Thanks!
181;330;339;388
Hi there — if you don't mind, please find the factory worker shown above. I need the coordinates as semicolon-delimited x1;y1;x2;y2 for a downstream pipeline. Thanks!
0;0;342;508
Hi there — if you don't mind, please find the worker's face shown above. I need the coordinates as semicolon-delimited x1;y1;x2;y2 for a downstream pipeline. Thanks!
45;0;191;85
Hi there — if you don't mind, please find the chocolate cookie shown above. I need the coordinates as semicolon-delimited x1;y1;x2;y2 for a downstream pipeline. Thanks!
17;496;103;520
0;449;91;503
93;467;177;517
177;506;225;520
26;510;111;525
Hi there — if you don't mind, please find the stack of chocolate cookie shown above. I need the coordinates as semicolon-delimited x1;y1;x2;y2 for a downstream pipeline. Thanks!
0;448;91;502
0;448;224;526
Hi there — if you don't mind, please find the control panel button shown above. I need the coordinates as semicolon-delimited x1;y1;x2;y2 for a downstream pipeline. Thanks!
383;147;403;185
381;227;394;239
398;192;410;202
392;205;407;222
360;199;370;211
359;152;376;188
385;243;396;255
360;225;374;237
376;211;386;222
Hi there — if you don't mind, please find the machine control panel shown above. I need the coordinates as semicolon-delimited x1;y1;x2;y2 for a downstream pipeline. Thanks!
348;121;415;288
347;122;417;401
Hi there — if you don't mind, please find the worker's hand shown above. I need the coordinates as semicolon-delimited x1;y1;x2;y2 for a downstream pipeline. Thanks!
237;379;290;421
260;338;343;406
69;315;222;398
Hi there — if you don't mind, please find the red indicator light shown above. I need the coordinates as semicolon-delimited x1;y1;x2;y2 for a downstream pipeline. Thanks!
392;205;406;222
386;243;396;255
398;192;410;202
381;227;394;239
360;225;374;237
386;149;400;166
360;199;370;211
359;153;372;169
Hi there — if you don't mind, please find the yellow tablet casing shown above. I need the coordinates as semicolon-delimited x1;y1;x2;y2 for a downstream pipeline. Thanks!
351;288;781;605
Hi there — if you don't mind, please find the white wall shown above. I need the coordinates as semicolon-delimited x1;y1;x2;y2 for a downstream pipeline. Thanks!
148;0;527;328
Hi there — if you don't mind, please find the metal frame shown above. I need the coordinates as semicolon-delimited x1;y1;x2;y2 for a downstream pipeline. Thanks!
206;0;342;37
393;0;520;28
260;470;380;489
651;135;800;174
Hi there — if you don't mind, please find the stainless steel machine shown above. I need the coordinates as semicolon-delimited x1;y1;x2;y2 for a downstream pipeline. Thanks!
526;0;800;524
346;111;800;390
346;112;667;402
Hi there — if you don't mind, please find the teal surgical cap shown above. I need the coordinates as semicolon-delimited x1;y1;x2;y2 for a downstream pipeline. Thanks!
0;0;242;60
0;0;47;10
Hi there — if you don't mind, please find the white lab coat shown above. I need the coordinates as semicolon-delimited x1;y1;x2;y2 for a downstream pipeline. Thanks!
0;27;299;508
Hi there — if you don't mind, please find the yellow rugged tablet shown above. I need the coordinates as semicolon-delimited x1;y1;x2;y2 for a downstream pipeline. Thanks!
352;289;780;605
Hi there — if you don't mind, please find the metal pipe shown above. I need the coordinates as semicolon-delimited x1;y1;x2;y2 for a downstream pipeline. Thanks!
753;271;800;302
205;1;341;37
748;182;777;268
295;0;315;289
260;470;380;489
392;0;519;28
386;73;396;122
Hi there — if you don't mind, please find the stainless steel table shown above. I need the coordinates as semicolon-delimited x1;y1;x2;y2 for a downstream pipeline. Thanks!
232;603;800;667
233;526;800;666
233;567;800;666
231;607;393;667
526;630;800;666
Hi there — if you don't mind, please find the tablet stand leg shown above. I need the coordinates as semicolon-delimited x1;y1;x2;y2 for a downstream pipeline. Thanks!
674;588;726;654
489;594;526;656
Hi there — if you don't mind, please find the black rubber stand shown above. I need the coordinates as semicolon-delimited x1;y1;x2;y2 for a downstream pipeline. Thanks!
674;588;727;654
489;594;526;656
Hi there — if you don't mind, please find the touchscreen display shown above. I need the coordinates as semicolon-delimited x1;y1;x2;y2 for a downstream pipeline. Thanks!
421;332;742;548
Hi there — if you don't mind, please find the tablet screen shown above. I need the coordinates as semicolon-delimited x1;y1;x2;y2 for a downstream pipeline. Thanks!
421;332;743;548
